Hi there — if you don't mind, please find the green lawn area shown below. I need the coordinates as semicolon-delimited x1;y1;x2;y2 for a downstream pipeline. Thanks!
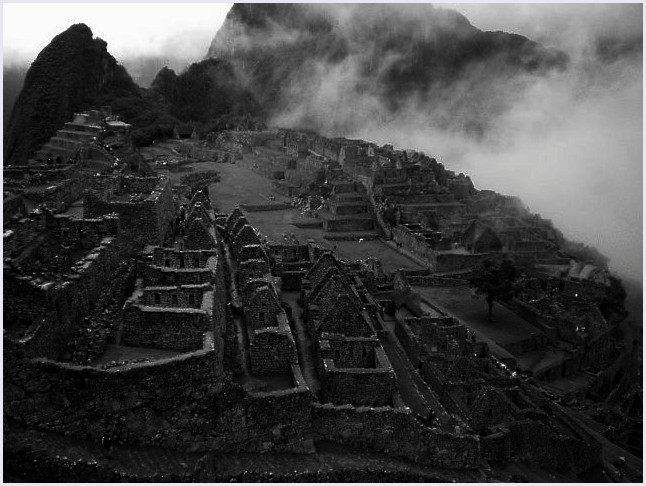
413;286;542;347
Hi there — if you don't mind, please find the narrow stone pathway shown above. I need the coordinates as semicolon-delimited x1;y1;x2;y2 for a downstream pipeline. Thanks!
233;313;252;375
282;291;321;399
379;317;455;430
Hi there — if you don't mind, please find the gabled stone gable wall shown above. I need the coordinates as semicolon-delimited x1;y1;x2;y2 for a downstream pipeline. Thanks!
184;219;216;250
467;387;518;432
243;286;282;333
304;254;340;290
249;324;298;376
308;272;355;310
232;225;261;258
317;298;374;338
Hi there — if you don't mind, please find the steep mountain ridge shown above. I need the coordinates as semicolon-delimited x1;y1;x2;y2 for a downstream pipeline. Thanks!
207;4;568;134
4;24;140;165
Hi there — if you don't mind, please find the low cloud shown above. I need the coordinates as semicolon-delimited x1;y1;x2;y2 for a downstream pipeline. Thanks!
265;4;642;281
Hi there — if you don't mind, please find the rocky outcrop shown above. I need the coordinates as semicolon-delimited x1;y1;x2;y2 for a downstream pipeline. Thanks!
4;24;140;165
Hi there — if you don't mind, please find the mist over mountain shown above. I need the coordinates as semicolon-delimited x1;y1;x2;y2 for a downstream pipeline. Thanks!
207;3;568;135
3;24;140;165
3;64;28;131
150;58;262;123
207;3;642;283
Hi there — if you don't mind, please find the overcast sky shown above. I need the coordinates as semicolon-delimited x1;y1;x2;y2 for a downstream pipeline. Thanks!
3;2;642;66
2;2;233;66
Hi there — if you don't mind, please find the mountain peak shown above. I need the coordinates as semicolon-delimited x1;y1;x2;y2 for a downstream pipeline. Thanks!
4;24;139;165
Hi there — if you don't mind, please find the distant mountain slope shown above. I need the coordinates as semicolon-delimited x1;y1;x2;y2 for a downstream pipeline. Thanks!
207;4;568;134
3;65;28;131
4;23;265;162
150;58;263;124
3;24;140;165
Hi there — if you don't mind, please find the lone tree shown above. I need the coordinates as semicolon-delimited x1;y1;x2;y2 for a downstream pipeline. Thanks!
470;258;518;322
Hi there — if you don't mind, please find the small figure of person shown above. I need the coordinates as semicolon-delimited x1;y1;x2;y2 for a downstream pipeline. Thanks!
614;456;627;481
101;433;113;459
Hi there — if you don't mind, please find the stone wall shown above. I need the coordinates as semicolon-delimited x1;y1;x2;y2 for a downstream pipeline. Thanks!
311;403;480;469
480;430;511;461
435;252;499;273
139;264;214;286
84;176;173;246
23;173;94;209
120;304;211;351
323;218;374;232
151;247;216;269
84;196;158;245
4;237;123;359
407;275;468;287
505;415;600;473
320;348;396;406
5;336;312;454
389;225;437;268
249;325;298;376
394;317;424;367
3;195;28;222
121;176;159;194
267;244;310;262
48;213;120;250
239;203;291;212
4;335;223;449
141;284;210;309
319;336;379;369
243;286;282;333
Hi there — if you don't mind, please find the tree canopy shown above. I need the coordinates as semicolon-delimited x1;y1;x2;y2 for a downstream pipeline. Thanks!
470;258;518;321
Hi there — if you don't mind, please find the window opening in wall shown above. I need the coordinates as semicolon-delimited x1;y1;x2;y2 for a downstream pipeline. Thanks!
172;294;178;306
154;293;160;305
193;257;199;267
362;348;367;357
179;255;185;268
259;312;265;324
349;348;354;358
189;294;195;305
335;350;340;360
165;259;170;267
